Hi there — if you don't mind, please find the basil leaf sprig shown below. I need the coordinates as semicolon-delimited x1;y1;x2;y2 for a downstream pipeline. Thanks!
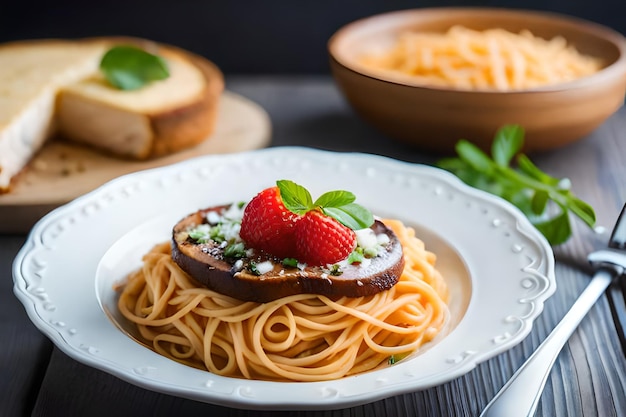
276;180;374;230
437;125;596;245
100;45;170;91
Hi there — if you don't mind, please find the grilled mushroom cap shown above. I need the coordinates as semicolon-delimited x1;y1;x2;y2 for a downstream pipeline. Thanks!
171;205;404;303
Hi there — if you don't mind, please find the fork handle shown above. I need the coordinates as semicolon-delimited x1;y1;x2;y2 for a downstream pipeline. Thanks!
480;268;615;417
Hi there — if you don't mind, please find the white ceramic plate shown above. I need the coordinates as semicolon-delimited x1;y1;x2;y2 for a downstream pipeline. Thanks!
13;147;555;410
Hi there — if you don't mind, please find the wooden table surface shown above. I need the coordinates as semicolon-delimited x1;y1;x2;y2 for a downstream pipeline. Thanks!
1;76;625;417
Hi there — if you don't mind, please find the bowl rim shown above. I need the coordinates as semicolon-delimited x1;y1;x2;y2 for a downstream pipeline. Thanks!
328;6;626;95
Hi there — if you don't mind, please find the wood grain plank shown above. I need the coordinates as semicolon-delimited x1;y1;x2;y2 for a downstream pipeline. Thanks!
14;77;626;417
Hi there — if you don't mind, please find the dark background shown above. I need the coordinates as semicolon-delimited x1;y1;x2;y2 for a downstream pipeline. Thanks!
1;0;624;74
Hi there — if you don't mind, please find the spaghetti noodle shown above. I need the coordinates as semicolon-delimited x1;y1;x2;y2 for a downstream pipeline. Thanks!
117;219;449;382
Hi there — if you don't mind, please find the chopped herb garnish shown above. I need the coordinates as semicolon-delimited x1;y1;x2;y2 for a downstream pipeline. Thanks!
363;247;379;258
187;203;245;248
224;242;246;258
388;352;410;365
209;225;226;243
249;262;261;276
347;247;365;264
282;258;299;268
188;225;212;243
329;264;343;276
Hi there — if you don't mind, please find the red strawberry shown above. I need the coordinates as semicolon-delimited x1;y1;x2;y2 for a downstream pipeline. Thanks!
240;186;300;258
295;210;357;266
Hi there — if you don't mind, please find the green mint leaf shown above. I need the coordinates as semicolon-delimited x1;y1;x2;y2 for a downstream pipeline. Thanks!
277;180;374;229
437;124;596;245
314;190;356;208
437;158;497;192
516;154;560;186
567;196;597;228
277;179;313;214
100;45;170;91
533;210;572;245
456;140;494;174
436;157;469;172
492;125;524;166
531;190;550;215
323;203;374;230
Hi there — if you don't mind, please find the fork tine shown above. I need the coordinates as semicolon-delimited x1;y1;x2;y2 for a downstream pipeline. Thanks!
605;203;626;358
607;280;626;359
609;204;626;249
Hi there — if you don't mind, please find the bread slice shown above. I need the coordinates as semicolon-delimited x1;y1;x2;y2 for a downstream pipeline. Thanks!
56;41;224;159
0;39;108;192
0;38;224;193
171;205;405;303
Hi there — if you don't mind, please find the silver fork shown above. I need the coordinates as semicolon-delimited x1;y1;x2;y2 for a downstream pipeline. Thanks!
480;204;626;417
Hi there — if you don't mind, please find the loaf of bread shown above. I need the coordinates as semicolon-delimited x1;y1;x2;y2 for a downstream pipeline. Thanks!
0;37;224;193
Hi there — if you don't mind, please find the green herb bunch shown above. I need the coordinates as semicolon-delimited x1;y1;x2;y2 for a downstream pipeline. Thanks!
437;125;596;245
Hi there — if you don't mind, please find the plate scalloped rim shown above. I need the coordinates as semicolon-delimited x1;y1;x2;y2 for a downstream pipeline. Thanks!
12;146;556;410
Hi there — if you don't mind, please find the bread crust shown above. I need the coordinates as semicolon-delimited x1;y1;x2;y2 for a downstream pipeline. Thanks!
148;51;224;158
171;205;405;303
67;37;225;159
0;38;109;193
0;36;225;193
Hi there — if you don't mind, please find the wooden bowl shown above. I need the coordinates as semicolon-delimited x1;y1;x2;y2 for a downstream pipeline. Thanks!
328;8;626;153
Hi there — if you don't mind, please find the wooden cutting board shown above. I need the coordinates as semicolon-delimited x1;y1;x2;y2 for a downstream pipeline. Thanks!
0;91;271;233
